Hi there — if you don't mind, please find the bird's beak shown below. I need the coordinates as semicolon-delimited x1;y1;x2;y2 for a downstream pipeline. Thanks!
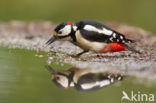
46;35;58;45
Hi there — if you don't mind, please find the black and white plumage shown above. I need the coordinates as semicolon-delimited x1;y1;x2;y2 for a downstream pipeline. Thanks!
46;20;140;55
75;20;134;44
45;65;123;92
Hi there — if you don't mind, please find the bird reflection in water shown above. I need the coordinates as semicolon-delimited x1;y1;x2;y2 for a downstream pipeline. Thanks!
45;65;123;92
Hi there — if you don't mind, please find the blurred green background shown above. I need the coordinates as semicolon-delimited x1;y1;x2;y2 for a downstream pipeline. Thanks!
0;1;156;103
0;0;156;33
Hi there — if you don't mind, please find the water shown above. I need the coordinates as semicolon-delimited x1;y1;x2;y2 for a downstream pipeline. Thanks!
0;47;156;103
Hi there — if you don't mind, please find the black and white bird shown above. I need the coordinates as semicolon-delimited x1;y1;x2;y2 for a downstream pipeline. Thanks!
45;65;123;92
46;20;140;56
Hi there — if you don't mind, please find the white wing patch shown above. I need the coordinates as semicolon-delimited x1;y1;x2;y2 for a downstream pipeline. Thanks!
70;82;75;87
73;26;78;31
110;37;113;41
118;76;122;80
84;25;113;35
81;80;110;89
113;33;116;38
120;36;123;39
110;78;114;83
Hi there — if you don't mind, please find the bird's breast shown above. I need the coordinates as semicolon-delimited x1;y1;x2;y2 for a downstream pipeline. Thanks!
73;31;107;52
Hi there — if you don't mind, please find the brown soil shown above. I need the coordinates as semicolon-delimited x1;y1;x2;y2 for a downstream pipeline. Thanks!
0;21;156;81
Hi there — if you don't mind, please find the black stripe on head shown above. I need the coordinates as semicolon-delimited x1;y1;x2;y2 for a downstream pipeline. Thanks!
51;73;69;89
57;71;75;86
57;72;69;77
52;79;64;89
57;35;71;39
54;23;68;32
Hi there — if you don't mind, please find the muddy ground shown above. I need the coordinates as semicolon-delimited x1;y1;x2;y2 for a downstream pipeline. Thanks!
0;21;156;81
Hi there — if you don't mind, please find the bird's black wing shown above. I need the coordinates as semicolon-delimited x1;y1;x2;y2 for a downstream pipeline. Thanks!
79;29;112;43
76;20;134;44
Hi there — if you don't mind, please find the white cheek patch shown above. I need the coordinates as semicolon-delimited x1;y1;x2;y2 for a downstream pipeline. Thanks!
57;75;69;87
81;80;110;89
60;25;71;36
84;25;113;35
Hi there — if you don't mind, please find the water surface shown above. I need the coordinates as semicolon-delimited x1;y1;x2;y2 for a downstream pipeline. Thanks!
0;47;156;103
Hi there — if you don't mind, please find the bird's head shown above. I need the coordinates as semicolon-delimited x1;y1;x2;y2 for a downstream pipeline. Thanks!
46;22;75;45
51;73;70;90
46;65;70;89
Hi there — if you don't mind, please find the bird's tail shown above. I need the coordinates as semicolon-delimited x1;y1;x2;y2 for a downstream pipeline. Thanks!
124;44;141;54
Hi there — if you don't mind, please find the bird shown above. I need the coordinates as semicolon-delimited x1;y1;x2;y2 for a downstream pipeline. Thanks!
45;65;123;92
46;20;141;56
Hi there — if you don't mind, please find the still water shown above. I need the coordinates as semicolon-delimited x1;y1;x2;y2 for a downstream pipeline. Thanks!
0;47;156;103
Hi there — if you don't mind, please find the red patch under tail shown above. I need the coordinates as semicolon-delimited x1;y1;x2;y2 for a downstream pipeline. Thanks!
100;43;126;53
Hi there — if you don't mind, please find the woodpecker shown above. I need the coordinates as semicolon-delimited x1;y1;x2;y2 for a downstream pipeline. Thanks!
46;20;140;56
45;65;123;92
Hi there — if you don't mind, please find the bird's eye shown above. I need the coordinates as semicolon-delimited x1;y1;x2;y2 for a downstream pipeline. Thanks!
58;31;62;34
